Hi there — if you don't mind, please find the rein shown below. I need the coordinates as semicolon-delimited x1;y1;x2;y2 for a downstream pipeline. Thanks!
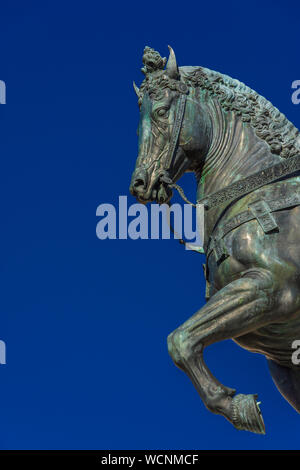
167;153;300;212
167;154;300;254
158;90;200;250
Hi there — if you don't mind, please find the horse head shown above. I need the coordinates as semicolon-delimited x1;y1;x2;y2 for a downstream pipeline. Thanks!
130;46;211;204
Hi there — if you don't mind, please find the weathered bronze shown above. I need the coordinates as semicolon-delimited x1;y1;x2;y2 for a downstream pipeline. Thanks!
130;46;300;434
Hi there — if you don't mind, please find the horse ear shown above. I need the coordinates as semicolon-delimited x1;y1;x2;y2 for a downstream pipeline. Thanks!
166;45;179;79
133;81;139;97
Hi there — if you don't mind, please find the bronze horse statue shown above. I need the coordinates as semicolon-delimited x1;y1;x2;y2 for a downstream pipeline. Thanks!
130;46;300;434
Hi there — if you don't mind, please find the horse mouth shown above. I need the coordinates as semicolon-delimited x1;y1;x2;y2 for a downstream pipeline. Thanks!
134;181;173;205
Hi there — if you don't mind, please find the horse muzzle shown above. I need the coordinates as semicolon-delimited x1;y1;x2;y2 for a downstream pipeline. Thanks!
130;168;173;204
130;167;148;195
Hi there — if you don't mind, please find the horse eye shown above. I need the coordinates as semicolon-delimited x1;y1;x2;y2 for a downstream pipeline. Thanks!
157;108;168;117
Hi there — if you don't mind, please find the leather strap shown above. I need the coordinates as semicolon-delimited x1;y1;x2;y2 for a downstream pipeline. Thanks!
206;194;300;261
164;93;187;170
198;153;300;211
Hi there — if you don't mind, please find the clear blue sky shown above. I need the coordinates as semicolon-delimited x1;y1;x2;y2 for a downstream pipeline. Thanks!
0;0;299;450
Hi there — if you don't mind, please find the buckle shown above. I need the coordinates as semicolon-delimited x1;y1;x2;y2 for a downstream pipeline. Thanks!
212;237;229;264
248;200;278;233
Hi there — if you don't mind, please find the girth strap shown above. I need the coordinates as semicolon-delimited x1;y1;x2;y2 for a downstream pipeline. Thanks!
206;194;300;262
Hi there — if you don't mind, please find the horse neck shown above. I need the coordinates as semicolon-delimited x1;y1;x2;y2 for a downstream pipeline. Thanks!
195;97;283;201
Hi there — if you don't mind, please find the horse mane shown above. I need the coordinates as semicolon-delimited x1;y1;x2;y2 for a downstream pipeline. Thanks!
138;64;300;160
180;66;300;159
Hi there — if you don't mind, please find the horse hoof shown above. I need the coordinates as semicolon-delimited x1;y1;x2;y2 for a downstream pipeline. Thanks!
231;394;265;434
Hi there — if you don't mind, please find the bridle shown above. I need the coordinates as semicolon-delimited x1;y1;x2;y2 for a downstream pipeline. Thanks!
148;84;202;252
155;82;197;208
162;90;188;172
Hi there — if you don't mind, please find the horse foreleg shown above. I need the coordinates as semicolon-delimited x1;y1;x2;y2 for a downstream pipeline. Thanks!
167;268;275;434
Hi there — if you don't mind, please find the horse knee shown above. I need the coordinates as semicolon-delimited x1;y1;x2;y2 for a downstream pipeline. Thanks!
167;328;193;366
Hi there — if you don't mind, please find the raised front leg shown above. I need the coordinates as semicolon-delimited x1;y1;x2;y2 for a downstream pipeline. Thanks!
167;268;275;434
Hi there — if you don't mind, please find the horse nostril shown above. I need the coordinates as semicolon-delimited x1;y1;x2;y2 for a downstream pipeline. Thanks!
133;178;145;189
130;179;144;197
130;168;148;197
